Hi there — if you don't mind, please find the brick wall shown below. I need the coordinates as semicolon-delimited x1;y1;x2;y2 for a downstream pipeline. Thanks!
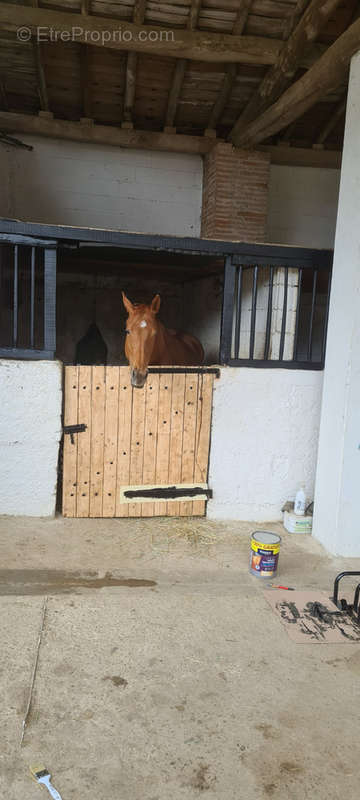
201;143;270;242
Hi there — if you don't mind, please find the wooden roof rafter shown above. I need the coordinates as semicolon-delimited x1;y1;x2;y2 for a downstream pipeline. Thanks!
0;0;355;153
315;92;347;144
123;0;146;125
229;14;360;147
31;0;49;112
80;0;91;119
164;0;202;131
230;0;344;144
207;0;252;132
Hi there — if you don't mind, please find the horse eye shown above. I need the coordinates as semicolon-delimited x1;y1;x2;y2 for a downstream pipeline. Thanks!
125;330;130;335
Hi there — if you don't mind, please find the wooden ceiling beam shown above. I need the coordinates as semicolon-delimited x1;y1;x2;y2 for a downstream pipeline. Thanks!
0;111;219;154
0;3;290;65
230;15;360;147
207;0;252;131
123;0;146;124
230;0;342;140
164;0;202;129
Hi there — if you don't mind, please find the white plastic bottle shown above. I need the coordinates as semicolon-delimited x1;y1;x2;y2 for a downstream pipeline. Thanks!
294;487;306;516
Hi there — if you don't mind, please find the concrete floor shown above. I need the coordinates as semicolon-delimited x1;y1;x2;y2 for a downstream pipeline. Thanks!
0;516;360;800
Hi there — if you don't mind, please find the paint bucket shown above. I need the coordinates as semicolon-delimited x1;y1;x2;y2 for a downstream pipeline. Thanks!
249;531;281;579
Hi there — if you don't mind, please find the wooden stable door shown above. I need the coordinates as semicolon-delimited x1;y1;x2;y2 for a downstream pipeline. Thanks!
62;366;214;518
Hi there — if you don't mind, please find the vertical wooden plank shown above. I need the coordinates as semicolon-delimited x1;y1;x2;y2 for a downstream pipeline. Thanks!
167;373;186;517
154;374;173;516
192;374;214;516
103;366;120;517
179;374;199;516
116;367;133;517
62;365;79;518
141;373;160;517
89;365;106;517
128;381;146;517
76;365;92;518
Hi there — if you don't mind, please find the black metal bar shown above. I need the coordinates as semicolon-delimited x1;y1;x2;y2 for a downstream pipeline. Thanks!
279;268;288;361
249;265;258;360
220;256;236;364
30;246;35;349
0;233;57;248
0;217;334;265
148;367;220;377
226;359;324;370
333;571;360;608
13;244;18;347
308;268;318;361
124;486;213;500
44;247;57;354
64;423;87;444
234;265;243;359
293;268;303;360
353;583;360;614
264;266;274;360
0;347;54;359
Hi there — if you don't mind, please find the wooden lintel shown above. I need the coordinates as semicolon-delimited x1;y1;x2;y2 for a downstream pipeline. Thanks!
230;14;360;148
0;111;218;155
261;144;342;169
0;3;285;65
231;0;342;139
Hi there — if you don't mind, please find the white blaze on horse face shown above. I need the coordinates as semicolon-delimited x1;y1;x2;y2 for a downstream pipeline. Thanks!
140;320;147;328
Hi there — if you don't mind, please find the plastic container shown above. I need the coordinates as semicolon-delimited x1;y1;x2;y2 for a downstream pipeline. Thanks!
249;531;281;579
294;487;306;516
284;510;312;534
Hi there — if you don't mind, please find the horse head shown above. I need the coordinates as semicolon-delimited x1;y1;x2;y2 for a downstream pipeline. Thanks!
122;292;161;388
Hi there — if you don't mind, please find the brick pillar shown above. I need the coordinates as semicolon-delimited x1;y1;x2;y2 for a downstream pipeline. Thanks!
201;143;270;242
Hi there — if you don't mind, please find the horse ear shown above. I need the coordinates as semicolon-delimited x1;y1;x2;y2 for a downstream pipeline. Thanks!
151;294;161;314
122;291;133;314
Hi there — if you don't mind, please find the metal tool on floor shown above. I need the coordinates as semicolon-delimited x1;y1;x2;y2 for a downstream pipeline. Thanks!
332;571;360;622
29;765;63;800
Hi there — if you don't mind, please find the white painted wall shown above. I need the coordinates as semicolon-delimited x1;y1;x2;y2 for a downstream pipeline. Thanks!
208;368;323;521
267;164;340;248
313;52;360;556
0;136;203;236
0;360;62;516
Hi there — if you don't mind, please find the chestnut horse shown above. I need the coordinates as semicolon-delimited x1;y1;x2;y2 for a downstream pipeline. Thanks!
122;292;204;388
